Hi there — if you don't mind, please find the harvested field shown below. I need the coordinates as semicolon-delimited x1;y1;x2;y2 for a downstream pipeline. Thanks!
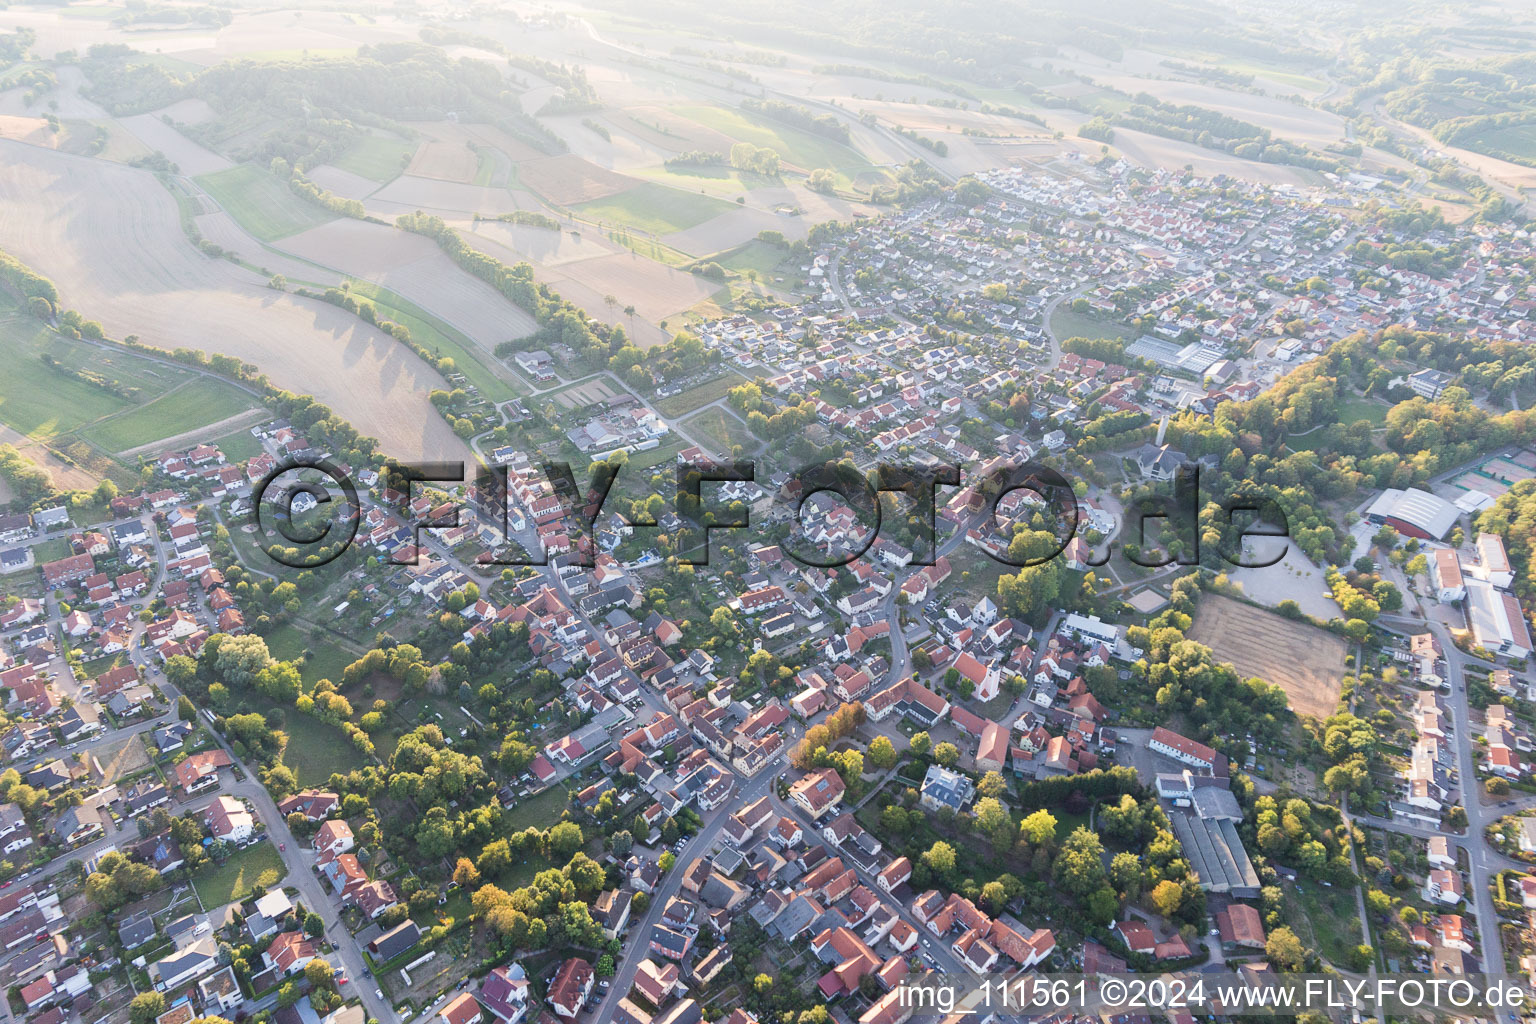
305;164;382;201
0;140;469;462
545;112;674;171
663;205;801;254
534;251;719;348
516;153;639;205
1188;593;1346;720
1108;126;1320;187
192;210;340;285
0;424;100;492
151;98;217;126
366;174;533;218
116;112;232;176
466;220;617;267
0;114;59;149
407;139;477;182
276;219;538;351
60;118;151;163
462;123;543;163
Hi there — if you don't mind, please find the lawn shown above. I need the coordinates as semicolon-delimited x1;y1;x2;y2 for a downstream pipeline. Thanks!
504;783;571;831
1337;393;1390;426
195;164;336;242
330;134;412;183
655;372;750;418
192;840;287;907
1049;306;1131;344
282;712;370;785
205;426;267;463
262;622;356;690
574;182;735;236
681;406;754;453
341;280;520;403
675;103;877;180
81;377;258;453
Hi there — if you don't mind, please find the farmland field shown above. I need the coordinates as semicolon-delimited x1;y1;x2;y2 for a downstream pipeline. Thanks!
332;134;413;182
81;377;258;453
340;278;523;404
195;164;336;242
0;316;135;437
516;153;637;205
275;219;538;378
675;103;876;179
574;181;735;235
192;840;287;907
0;141;470;462
1187;593;1346;719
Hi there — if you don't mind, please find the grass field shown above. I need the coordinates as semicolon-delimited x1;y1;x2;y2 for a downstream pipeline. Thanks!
0;319;134;438
637;164;781;199
262;622;357;690
1049;306;1131;344
195;164;336;242
282;712;369;785
682;406;754;453
717;239;788;278
81;377;256;453
192;840;286;907
1283;879;1362;967
676;104;877;181
575;182;735;236
341;280;519;403
1188;593;1346;719
1337;393;1390;426
331;134;413;182
654;372;750;418
1464;123;1536;161
205;427;266;463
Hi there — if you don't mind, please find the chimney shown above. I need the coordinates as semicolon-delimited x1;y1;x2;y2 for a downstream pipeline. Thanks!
1155;414;1169;446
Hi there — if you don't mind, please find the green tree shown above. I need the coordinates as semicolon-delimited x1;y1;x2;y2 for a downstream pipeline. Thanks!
1149;879;1184;917
1266;925;1307;971
922;841;957;876
867;735;897;770
932;742;959;767
909;732;931;757
129;992;166;1024
1020;808;1057;845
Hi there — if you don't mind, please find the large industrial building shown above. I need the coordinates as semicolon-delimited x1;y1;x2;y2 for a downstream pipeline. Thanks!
1363;488;1461;541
